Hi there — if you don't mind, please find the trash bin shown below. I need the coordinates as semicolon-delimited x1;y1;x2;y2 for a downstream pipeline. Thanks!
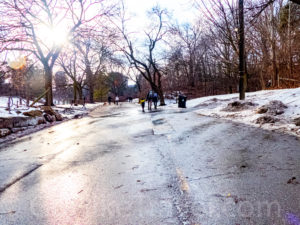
178;95;187;108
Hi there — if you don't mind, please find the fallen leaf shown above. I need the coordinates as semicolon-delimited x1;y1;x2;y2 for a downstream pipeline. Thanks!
0;211;16;215
132;165;139;170
114;185;124;189
287;177;299;185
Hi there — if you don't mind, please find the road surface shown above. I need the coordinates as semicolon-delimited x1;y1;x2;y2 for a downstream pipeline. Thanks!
0;103;299;225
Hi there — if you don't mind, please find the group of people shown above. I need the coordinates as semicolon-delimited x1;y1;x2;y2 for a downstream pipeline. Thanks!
107;96;119;105
107;90;159;113
139;90;159;112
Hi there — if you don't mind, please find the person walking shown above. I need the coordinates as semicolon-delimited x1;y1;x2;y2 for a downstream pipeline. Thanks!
108;96;112;105
146;90;153;111
139;97;146;112
153;92;158;110
115;96;119;105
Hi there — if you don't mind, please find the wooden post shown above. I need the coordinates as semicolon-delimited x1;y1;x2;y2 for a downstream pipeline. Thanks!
30;88;50;107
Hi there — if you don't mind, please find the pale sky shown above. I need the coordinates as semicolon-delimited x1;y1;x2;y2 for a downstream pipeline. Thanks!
124;0;198;31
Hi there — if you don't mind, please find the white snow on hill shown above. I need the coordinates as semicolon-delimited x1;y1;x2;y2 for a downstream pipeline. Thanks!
0;97;37;117
0;96;103;118
175;88;300;137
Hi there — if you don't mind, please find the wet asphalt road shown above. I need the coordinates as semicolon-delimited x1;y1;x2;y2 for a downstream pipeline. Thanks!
0;103;299;225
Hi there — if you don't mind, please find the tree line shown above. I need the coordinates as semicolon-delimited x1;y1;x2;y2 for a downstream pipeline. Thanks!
0;0;299;106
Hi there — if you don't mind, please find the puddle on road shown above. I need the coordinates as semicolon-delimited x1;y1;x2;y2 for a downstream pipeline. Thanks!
89;112;125;119
88;119;101;125
152;118;165;125
99;113;123;118
133;129;154;139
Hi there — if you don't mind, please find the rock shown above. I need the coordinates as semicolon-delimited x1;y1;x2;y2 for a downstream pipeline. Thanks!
256;116;279;124
40;106;63;121
0;128;11;137
11;127;27;133
0;118;13;129
37;117;46;125
257;106;268;114
16;110;22;114
55;113;63;121
23;110;43;117
44;114;54;123
12;117;31;127
40;106;56;115
294;117;300;126
13;117;40;127
73;114;82;119
0;116;45;129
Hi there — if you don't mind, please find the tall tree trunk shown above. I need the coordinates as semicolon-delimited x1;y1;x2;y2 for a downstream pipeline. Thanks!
44;66;53;106
73;82;77;102
77;85;83;100
271;4;279;87
189;56;195;87
86;69;94;103
151;77;165;106
259;67;266;90
25;83;30;106
89;83;94;103
238;0;246;100
155;87;165;106
271;41;278;87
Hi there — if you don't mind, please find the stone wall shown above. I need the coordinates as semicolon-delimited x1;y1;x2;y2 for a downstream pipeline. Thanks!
0;116;46;138
0;108;63;138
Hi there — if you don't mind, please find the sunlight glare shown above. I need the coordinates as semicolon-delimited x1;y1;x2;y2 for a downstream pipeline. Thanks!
8;56;26;70
38;25;69;47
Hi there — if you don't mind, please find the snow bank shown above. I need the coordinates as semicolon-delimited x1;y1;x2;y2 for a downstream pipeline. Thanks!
168;88;300;137
54;102;104;119
0;96;41;118
0;97;104;140
0;96;103;119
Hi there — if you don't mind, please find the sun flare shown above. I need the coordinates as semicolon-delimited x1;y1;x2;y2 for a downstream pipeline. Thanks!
8;56;26;70
38;25;69;47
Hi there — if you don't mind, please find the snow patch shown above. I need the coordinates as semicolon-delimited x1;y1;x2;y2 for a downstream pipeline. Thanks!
166;88;300;137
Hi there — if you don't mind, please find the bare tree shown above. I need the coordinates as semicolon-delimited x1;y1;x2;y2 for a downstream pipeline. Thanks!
106;72;128;96
0;0;109;105
112;5;169;105
59;50;86;102
73;28;114;103
162;0;300;98
169;23;203;88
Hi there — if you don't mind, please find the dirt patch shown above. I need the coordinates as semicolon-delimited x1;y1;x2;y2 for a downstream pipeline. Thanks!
294;117;300;126
257;100;287;116
222;101;257;112
256;115;279;124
